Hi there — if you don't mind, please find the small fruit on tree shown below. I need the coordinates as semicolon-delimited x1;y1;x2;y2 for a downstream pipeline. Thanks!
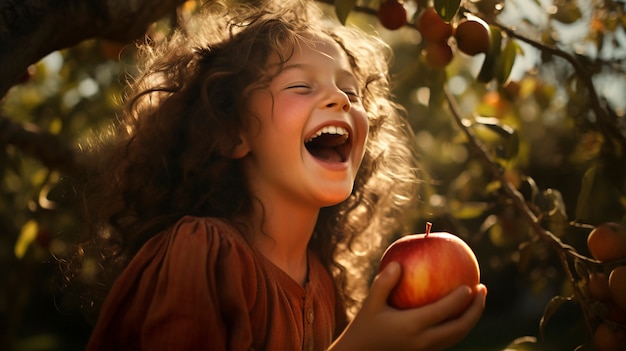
593;321;626;351
378;222;480;310
454;19;491;56
609;266;626;311
424;42;453;69
416;7;453;43
378;0;407;30
587;222;626;262
605;300;626;325
588;272;612;302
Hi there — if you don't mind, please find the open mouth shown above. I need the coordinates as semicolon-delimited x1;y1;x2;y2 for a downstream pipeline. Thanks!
305;125;351;163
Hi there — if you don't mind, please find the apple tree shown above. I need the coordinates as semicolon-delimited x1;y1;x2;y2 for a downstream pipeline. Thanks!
1;0;626;350
332;0;626;349
0;0;186;349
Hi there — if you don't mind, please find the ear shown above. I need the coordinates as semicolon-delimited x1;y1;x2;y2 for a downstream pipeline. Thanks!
229;134;250;159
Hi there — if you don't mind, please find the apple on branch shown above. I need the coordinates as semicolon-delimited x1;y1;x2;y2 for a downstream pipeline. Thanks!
379;222;481;310
587;222;626;262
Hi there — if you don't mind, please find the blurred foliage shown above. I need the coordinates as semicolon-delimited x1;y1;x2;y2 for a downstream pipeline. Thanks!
1;0;626;350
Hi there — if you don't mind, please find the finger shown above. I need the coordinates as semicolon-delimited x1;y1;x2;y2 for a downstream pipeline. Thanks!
412;285;475;327
365;261;401;309
421;284;487;348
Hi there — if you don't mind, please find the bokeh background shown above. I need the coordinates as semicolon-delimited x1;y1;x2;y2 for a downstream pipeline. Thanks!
2;0;626;350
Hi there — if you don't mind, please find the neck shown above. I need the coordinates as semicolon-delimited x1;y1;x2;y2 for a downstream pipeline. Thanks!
244;200;319;286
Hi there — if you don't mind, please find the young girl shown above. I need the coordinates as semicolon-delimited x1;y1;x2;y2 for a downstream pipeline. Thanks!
67;0;486;349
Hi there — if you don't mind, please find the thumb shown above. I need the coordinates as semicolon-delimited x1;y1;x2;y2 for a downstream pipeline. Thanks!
367;261;402;308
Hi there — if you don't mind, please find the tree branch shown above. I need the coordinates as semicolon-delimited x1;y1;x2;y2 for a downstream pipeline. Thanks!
0;0;187;99
0;114;77;175
487;20;626;148
444;86;597;341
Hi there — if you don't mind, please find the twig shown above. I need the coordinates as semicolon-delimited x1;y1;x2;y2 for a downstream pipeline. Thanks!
0;114;78;175
444;86;596;340
487;20;626;148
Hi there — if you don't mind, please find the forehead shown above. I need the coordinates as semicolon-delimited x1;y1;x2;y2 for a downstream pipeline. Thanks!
268;32;354;73
296;32;350;63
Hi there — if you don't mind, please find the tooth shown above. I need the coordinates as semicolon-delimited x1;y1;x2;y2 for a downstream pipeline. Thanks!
306;125;350;143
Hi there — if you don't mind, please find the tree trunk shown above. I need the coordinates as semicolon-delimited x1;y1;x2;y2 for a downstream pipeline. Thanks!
0;0;187;175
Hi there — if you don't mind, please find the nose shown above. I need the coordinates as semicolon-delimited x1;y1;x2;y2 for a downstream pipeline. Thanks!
324;88;351;112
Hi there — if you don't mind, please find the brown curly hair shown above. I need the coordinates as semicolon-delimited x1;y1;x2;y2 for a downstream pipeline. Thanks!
63;0;420;321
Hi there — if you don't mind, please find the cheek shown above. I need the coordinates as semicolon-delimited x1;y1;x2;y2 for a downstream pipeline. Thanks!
355;110;370;149
275;95;307;115
349;111;369;171
272;97;310;130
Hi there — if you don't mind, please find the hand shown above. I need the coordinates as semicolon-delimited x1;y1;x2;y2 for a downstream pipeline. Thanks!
329;262;487;351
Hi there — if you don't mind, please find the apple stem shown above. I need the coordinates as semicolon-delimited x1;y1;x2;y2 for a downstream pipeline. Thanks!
425;222;432;237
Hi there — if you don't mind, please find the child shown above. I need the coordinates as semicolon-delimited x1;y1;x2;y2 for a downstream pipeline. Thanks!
67;0;486;349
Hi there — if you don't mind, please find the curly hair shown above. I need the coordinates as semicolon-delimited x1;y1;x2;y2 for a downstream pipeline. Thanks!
63;0;420;320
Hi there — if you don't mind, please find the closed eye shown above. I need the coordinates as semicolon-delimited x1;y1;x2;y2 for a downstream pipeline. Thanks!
343;90;361;102
286;84;311;91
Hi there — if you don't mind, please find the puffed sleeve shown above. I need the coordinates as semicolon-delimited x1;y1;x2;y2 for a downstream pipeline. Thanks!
85;216;259;351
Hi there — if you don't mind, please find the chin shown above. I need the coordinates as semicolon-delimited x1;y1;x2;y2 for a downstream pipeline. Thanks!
317;188;353;208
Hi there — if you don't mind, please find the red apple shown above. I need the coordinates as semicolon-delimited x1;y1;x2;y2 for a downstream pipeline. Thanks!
379;222;480;309
424;41;453;69
378;0;407;30
609;266;626;312
416;7;453;43
587;222;626;262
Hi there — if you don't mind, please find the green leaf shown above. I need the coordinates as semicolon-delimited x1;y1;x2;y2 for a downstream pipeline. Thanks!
433;0;461;22
574;165;624;223
497;39;519;83
551;2;582;24
542;188;568;237
450;201;490;219
14;219;39;259
477;25;502;83
503;336;538;350
497;129;520;161
334;0;357;25
474;116;515;137
539;295;573;340
573;257;589;280
575;166;596;222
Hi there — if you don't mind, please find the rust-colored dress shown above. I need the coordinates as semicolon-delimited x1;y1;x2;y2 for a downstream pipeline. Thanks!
85;216;346;351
